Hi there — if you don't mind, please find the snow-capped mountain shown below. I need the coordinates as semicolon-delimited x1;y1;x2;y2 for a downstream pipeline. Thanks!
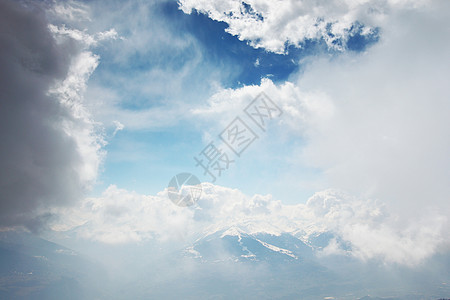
2;228;449;300
182;222;330;263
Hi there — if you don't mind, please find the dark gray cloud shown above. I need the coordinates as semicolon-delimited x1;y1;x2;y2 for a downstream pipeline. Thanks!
0;0;93;230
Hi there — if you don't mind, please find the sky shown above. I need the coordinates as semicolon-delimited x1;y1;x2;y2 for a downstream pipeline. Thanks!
0;0;449;269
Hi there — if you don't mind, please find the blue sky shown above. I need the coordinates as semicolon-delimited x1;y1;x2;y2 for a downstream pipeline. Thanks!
86;0;379;203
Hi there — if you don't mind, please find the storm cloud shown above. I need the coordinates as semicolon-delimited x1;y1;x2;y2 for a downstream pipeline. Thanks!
0;0;102;230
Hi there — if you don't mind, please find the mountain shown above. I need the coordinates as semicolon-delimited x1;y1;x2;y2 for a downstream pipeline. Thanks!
152;223;449;300
183;226;315;263
1;226;449;299
0;230;106;299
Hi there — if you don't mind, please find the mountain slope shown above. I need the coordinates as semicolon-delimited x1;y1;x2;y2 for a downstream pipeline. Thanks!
0;230;105;299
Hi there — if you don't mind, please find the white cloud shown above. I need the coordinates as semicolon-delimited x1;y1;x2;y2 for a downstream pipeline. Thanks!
51;185;196;244
306;190;447;265
51;183;448;265
96;28;120;41
48;24;97;46
48;24;119;47
48;50;105;186
112;120;125;136
47;0;92;22
191;77;333;137
47;21;120;190
178;0;427;53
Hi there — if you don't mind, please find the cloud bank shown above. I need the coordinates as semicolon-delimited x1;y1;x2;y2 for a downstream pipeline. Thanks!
51;183;447;266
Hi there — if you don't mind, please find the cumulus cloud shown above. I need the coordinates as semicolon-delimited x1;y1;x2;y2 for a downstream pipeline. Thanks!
0;0;105;230
51;183;447;265
50;185;196;244
191;77;332;137
306;190;447;265
178;0;426;53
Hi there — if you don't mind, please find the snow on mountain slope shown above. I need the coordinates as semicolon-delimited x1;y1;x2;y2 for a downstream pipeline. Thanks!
183;222;318;263
254;238;297;259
